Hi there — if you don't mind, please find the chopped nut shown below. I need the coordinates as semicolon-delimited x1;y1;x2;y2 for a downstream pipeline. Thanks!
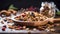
8;25;14;29
26;28;29;30
50;28;55;32
15;28;20;30
23;26;26;29
38;26;45;30
56;24;60;26
45;28;50;32
33;28;36;31
8;9;17;15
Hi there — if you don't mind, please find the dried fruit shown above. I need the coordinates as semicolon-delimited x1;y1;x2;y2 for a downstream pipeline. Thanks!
22;13;26;17
2;27;6;31
3;25;7;28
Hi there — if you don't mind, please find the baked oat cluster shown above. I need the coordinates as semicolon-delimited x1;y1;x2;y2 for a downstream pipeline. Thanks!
15;11;48;21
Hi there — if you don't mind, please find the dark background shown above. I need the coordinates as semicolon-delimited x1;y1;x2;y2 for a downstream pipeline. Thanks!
0;0;60;10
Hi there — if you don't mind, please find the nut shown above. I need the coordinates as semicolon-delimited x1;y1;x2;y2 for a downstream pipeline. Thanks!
8;25;15;29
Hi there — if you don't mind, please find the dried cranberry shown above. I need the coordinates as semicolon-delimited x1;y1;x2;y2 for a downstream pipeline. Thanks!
2;27;6;31
22;14;26;17
22;13;26;17
3;25;7;28
18;26;22;29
